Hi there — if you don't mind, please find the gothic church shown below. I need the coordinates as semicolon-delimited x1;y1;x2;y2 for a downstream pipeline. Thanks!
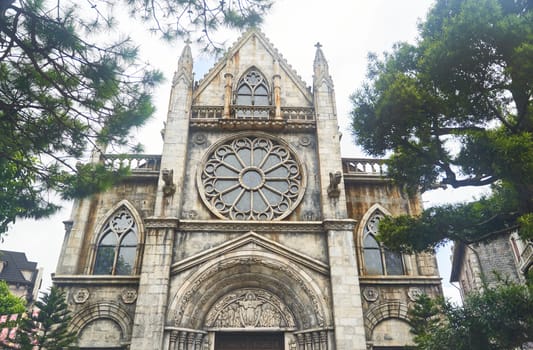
53;29;442;350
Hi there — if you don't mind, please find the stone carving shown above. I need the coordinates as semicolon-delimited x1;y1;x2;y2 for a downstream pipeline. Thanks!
175;257;326;328
408;287;423;301
362;287;379;302
299;136;311;147
121;289;138;304
205;289;295;328
327;171;342;198
198;134;306;220
193;133;207;145
162;169;176;196
73;288;90;304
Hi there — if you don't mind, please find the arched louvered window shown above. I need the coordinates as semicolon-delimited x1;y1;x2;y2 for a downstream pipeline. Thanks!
363;211;404;276
93;207;138;275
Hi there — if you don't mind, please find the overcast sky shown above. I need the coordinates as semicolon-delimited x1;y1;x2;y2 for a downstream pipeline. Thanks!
3;0;486;303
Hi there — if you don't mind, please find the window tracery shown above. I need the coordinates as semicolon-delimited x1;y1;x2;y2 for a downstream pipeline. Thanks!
198;135;305;220
363;210;404;275
234;69;270;118
93;207;138;275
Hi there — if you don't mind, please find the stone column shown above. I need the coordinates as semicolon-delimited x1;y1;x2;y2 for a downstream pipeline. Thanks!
223;59;233;119
324;220;367;349
273;59;282;119
130;218;177;350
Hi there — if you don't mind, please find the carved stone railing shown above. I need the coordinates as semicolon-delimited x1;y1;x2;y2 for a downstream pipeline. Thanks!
342;158;387;177
520;242;533;273
190;105;315;122
190;105;224;119
103;154;161;172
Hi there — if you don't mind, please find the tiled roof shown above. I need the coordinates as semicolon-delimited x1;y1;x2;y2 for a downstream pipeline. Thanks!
0;250;37;285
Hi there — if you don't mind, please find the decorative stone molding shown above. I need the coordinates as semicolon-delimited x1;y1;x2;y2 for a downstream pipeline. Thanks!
205;288;295;328
408;287;423;301
121;289;138;304
178;220;323;233
70;302;133;341
322;219;357;231
299;135;312;147
144;217;179;229
192;133;207;145
72;288;90;304
173;256;326;328
362;287;379;302
364;301;410;336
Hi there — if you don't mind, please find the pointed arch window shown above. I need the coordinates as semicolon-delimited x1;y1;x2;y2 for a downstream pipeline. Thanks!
363;211;404;275
93;207;138;275
234;68;270;119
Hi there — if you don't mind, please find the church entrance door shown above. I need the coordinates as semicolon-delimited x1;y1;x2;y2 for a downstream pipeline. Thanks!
215;332;284;350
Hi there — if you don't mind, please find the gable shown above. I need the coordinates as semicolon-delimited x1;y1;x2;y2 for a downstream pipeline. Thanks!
193;29;313;108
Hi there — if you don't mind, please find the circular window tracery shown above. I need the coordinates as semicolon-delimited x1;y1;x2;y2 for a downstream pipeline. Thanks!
198;135;305;220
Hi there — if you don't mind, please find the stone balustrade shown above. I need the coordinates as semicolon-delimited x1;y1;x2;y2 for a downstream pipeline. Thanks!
103;154;161;172
190;105;315;122
342;158;387;177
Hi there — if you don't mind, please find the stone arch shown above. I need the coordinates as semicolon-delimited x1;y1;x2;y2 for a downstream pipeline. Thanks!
70;302;133;344
233;65;271;105
86;200;145;275
357;204;408;276
364;300;410;340
356;203;391;249
168;251;329;331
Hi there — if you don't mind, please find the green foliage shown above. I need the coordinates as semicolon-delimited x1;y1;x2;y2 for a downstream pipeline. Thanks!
351;0;533;251
0;280;26;315
0;0;271;236
124;0;272;53
14;287;77;350
409;282;533;349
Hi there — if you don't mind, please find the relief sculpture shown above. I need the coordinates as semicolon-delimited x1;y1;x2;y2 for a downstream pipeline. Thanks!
205;289;295;329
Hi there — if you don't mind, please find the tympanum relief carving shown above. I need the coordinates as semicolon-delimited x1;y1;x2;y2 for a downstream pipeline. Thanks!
205;289;295;329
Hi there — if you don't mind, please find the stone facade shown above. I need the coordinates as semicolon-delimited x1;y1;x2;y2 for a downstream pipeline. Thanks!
53;29;442;350
450;231;531;299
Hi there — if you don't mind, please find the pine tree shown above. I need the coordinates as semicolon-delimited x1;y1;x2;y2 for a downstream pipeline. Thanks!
15;287;77;350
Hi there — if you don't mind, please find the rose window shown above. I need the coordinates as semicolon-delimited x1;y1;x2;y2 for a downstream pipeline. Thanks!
198;135;305;220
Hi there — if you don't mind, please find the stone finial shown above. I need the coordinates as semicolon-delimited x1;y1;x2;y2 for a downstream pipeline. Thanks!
313;42;329;77
313;42;334;91
173;41;193;86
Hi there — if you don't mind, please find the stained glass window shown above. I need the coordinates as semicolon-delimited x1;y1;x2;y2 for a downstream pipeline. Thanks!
199;135;305;220
94;207;138;275
363;211;405;275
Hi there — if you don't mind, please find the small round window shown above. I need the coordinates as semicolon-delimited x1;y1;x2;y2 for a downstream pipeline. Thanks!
198;134;305;220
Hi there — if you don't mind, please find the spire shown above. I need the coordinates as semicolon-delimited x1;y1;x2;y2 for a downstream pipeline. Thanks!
173;40;193;86
313;42;328;76
313;42;333;89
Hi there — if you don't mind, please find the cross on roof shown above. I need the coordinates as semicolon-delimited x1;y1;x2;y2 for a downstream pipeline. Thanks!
315;42;322;49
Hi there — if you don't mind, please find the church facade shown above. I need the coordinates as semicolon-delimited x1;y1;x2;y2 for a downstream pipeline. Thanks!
53;29;442;350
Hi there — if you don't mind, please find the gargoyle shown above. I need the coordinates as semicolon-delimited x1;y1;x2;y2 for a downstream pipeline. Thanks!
162;168;176;197
327;171;342;198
